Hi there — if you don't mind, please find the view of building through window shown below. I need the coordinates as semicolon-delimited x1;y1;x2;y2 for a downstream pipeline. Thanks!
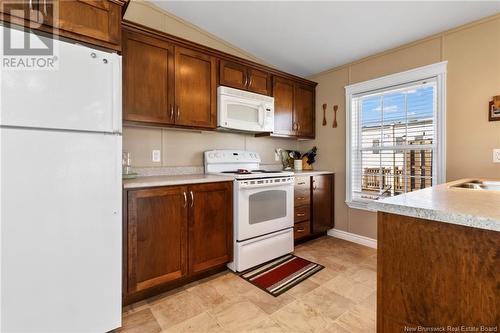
352;81;436;201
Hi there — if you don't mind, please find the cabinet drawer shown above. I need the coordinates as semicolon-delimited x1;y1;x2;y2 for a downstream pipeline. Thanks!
295;176;310;189
294;189;310;206
294;221;311;240
294;205;310;223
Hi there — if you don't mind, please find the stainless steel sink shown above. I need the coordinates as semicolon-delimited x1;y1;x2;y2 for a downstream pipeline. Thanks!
452;180;500;191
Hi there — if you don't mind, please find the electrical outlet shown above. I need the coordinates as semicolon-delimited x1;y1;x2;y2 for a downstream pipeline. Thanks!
152;150;161;163
493;149;500;163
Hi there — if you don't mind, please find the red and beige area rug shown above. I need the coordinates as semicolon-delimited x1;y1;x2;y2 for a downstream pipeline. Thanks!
239;254;324;297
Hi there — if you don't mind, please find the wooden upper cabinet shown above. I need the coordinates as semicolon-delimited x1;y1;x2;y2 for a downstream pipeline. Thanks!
219;60;248;91
54;0;121;45
219;60;271;95
271;76;315;138
0;1;40;26
0;0;124;51
272;76;295;136
247;68;270;95
188;182;232;274
311;174;334;233
123;29;174;125
175;46;217;129
294;84;315;138
127;186;188;293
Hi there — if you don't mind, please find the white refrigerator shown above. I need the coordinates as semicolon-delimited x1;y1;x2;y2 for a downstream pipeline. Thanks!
0;26;122;332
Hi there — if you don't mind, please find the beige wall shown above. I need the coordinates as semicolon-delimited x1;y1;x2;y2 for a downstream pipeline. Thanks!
122;1;297;168
299;14;500;239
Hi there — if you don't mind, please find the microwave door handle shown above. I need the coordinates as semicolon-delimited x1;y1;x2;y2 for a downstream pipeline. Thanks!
258;105;265;126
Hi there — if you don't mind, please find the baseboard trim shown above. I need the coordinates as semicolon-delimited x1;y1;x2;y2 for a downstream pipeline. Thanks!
327;229;377;249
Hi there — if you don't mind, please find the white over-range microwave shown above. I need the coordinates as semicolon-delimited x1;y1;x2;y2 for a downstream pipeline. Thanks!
217;86;274;133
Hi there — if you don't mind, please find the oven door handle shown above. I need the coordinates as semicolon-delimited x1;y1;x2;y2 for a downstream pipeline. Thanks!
238;181;294;189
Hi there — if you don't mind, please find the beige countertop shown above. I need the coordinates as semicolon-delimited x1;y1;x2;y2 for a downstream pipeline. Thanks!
369;179;500;232
123;174;234;189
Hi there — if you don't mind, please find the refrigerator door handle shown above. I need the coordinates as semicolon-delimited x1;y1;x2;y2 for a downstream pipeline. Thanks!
111;53;122;134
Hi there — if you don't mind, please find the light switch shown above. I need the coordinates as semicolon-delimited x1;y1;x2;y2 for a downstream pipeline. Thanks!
493;149;500;163
152;150;161;163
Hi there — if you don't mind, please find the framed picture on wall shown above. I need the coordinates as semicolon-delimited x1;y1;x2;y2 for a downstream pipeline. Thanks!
489;95;500;121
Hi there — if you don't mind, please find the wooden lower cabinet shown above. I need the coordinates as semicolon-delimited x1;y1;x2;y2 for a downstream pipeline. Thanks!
294;173;335;243
311;174;335;233
126;186;188;294
124;181;233;304
188;182;232;274
377;212;500;332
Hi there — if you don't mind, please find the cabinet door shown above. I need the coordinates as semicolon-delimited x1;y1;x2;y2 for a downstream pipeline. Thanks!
272;76;295;136
55;0;121;45
123;29;175;125
312;174;334;233
175;46;217;128
247;68;271;95
188;182;233;274
219;60;248;90
127;186;188;293
294;84;315;138
0;1;39;25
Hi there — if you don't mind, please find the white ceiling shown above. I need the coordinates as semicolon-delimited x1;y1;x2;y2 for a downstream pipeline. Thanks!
153;1;500;77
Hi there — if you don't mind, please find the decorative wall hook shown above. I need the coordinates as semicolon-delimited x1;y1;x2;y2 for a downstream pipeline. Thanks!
322;103;327;126
332;105;339;128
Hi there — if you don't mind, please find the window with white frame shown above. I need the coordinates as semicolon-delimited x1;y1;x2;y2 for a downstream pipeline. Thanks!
345;62;447;210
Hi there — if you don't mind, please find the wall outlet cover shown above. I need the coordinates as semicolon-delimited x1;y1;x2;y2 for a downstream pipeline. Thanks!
493;149;500;163
152;150;161;163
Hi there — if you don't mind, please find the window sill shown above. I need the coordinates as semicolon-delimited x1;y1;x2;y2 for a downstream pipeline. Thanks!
346;200;378;212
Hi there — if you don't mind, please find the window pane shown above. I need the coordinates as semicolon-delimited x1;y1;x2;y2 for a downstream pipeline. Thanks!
382;92;406;146
361;96;382;149
407;85;434;144
355;148;433;200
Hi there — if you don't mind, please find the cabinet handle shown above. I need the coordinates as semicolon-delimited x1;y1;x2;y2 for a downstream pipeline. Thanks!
297;122;301;131
170;105;174;120
189;190;194;208
296;196;305;200
297;228;305;232
176;106;180;120
43;0;47;16
296;213;306;217
183;192;187;208
297;182;306;185
248;74;252;87
313;180;317;190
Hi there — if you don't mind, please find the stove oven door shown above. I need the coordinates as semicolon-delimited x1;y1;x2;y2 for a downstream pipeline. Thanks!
234;177;294;241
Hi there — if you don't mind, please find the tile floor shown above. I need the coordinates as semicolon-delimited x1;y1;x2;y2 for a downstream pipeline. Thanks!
117;236;377;333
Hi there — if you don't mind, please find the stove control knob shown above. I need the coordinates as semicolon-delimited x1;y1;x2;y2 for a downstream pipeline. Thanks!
215;152;221;159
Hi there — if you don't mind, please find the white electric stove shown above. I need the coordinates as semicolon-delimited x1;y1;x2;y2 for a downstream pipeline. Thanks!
204;150;295;272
